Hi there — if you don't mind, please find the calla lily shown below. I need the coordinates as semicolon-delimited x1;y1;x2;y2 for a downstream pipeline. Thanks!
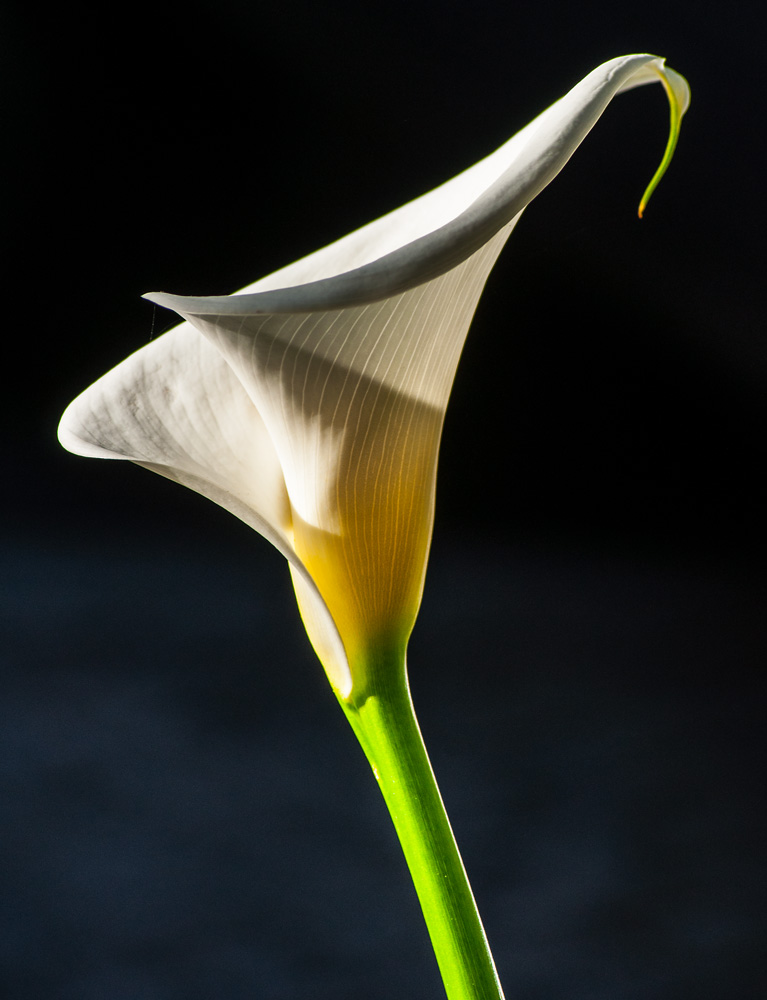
59;53;688;702
59;54;688;1000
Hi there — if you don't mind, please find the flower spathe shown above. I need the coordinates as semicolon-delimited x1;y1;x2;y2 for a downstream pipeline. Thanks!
59;54;689;701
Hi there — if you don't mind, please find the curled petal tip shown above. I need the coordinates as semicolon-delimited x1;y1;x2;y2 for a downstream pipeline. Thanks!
637;61;690;218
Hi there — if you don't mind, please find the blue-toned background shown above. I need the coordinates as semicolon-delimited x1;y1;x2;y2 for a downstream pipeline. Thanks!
4;1;765;997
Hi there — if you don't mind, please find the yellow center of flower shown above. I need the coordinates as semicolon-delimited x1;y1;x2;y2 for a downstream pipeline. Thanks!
289;388;444;697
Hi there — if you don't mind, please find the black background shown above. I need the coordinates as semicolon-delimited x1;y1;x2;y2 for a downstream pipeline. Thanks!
3;2;765;998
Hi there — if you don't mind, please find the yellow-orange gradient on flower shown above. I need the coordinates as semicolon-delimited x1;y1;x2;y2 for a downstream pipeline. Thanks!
58;55;689;700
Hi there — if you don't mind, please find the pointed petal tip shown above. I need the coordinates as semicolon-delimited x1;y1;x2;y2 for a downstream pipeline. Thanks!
142;291;176;309
56;396;103;459
636;59;690;218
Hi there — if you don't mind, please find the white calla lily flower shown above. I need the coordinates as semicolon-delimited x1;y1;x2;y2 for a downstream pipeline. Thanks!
59;54;689;703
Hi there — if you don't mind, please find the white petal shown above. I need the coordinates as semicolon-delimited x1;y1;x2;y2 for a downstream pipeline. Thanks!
146;55;684;318
59;54;688;699
147;225;516;680
58;323;353;694
59;324;289;537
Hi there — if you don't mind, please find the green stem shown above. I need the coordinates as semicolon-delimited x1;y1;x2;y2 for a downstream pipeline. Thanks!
339;646;505;1000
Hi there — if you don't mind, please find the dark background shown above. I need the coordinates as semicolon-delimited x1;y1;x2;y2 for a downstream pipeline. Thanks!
3;2;765;998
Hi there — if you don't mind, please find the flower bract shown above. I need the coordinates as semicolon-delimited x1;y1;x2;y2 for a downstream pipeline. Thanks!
59;54;689;701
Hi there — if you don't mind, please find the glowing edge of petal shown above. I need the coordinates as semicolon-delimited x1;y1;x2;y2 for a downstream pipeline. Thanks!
57;417;354;699
143;55;685;319
141;464;353;697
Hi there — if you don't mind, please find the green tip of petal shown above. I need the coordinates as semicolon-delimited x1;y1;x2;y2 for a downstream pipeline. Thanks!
637;63;690;218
